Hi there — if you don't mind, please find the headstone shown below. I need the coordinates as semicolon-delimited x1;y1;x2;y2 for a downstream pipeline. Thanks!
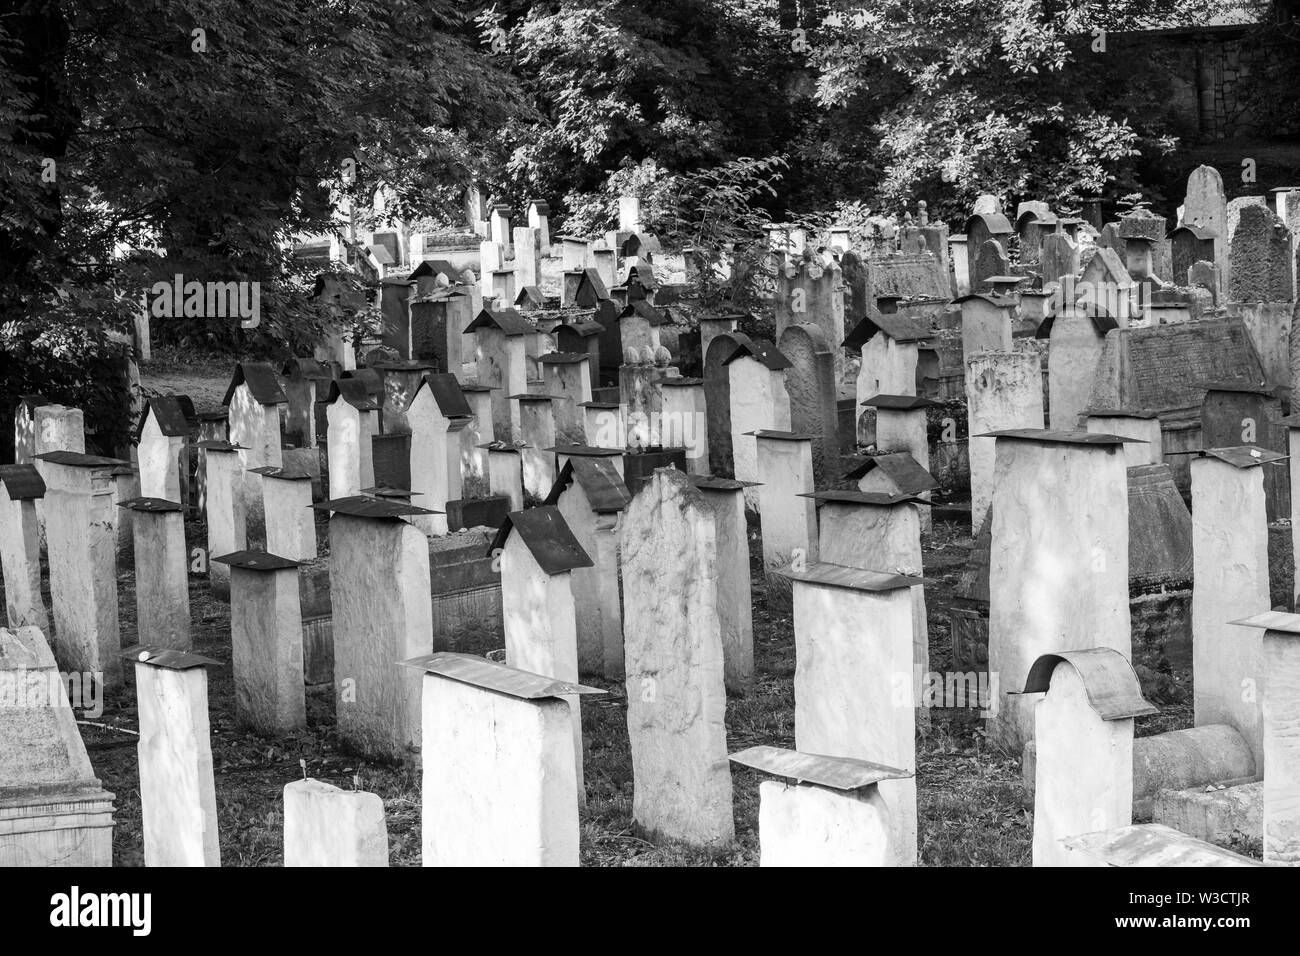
200;441;246;599
216;551;306;734
0;625;114;866
325;381;378;501
513;395;559;500
1040;233;1081;287
0;466;49;632
972;239;1010;291
120;498;191;651
730;746;908;867
252;468;316;561
323;497;435;760
788;562;921;865
408;375;471;535
621;469;733;848
484;442;525;511
703;332;745;478
777;324;839;488
1039;306;1120;430
136;396;193;502
494;507;591;797
1025;649;1155;867
283;779;388;867
1190;449;1275;769
130;645;221;866
1085;410;1163;466
1229;204;1294;303
545;460;630;680
690;476;754;694
223;364;286;548
964;353;1044;531
956;294;1014;360
987;431;1131;752
34;452;126;686
726;341;793;508
410;653;600;866
659;378;709;475
754;432;817;611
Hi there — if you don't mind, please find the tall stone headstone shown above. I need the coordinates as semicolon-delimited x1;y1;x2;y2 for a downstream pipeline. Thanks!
1229;204;1294;304
788;563;921;865
0;465;49;632
621;469;733;848
200;440;246;599
987;431;1132;752
130;645;221;867
754;432;817;612
120;498;191;652
1191;449;1274;769
777;323;839;489
690;476;754;695
323;497;435;761
965;353;1044;531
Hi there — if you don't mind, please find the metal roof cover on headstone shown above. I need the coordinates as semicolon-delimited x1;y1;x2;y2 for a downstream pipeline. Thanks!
861;394;939;411
313;495;439;518
408;259;460;283
489;505;594;575
746;429;814;441
416;373;472;419
211;550;302;572
136;395;197;440
120;644;222;670
1176;445;1288;469
1229;611;1300;635
33;450;131;469
538;351;590;366
722;340;793;371
842;452;939;492
116;496;184;513
802;489;930;507
0;464;46;500
618;300;666;326
325;378;380;411
659;376;704;387
841;312;933;349
1034;308;1121;339
728;745;911;790
544;457;632;515
464;308;535;336
248;465;313;481
544;444;622;458
515;286;547;309
400;651;605;699
282;356;332;381
222;362;288;406
196;439;246;452
1020;648;1158;720
975;429;1144;445
779;560;926;593
689;475;760;492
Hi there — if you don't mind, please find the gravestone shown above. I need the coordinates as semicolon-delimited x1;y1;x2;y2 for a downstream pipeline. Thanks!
120;498;191;651
1040;233;1080;287
621;469;733;848
0;626;114;866
200;440;246;599
777;324;839;489
690;476;754;694
130;645;221;866
702;333;744;477
972;239;1011;291
0;465;48;632
754;432;817;613
965;353;1044;532
726;341;794;507
283;779;388;867
1229;204;1294;304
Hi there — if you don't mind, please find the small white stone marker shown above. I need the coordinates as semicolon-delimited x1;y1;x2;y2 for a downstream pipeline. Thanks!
249;466;316;560
325;380;378;501
283;778;388;867
730;745;911;867
752;430;817;612
690;475;755;694
407;374;472;536
1021;648;1156;867
126;644;222;867
404;652;604;867
199;440;247;599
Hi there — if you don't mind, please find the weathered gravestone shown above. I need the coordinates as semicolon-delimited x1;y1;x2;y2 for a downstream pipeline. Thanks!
283;779;388;867
119;497;191;651
621;469;734;848
777;323;839;489
1229;204;1294;304
0;465;48;632
0;626;114;866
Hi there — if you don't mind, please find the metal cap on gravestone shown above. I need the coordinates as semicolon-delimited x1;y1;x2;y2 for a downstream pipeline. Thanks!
0;463;46;500
543;443;623;459
488;505;593;575
222;363;287;407
842;453;939;495
689;475;761;492
841;312;934;350
325;378;380;412
212;550;302;572
400;651;605;699
1018;647;1158;720
33;450;131;470
729;745;912;790
120;644;222;670
465;308;535;337
248;465;313;482
281;356;333;381
860;394;939;411
778;560;929;592
974;428;1146;446
722;340;793;371
801;489;932;508
1165;445;1287;469
312;495;438;519
136;395;197;441
195;439;247;452
544;457;631;515
115;496;184;513
985;275;1027;296
744;429;815;441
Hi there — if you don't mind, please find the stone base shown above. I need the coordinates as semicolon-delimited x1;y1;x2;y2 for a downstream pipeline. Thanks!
1152;781;1262;847
0;786;115;866
445;496;510;533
